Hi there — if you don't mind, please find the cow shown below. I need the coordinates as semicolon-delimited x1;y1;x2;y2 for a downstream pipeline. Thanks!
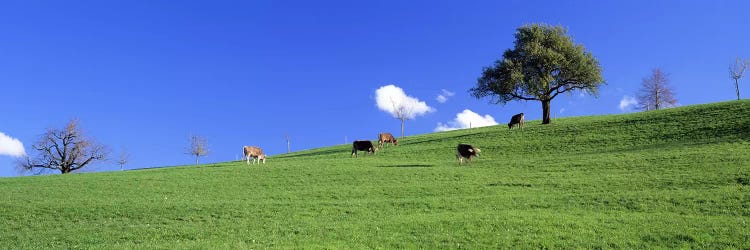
351;140;376;157
242;146;266;165
456;143;481;165
377;132;398;148
508;113;525;129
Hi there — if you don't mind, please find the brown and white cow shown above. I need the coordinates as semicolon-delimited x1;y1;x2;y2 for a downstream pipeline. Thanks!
377;132;398;148
508;113;525;129
456;143;481;165
242;146;266;165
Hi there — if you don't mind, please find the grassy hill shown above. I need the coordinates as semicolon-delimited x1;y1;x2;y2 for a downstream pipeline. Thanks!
1;100;749;248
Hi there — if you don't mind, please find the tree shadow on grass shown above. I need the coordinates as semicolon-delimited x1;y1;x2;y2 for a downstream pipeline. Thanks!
273;148;346;159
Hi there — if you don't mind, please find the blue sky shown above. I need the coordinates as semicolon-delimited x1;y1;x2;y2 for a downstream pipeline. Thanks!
1;1;748;177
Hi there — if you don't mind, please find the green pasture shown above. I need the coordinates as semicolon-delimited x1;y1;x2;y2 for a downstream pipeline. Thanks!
1;100;749;248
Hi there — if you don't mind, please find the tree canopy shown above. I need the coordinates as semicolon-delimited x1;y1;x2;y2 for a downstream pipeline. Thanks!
19;119;107;174
637;68;677;111
471;24;604;124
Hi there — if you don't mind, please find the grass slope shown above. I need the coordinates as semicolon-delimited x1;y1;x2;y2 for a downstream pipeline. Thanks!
1;100;749;248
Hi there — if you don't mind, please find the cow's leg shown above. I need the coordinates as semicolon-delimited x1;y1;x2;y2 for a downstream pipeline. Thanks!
246;155;250;165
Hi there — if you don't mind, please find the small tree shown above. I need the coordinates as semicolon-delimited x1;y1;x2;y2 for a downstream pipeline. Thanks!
18;119;107;174
285;133;291;153
117;150;129;171
729;57;749;100
637;68;677;111
471;23;604;124
186;135;209;166
392;99;413;138
375;84;433;138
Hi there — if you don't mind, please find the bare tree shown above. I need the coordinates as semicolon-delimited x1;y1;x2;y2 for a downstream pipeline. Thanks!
186;135;209;166
117;150;129;171
392;99;413;139
637;68;677;111
18;119;107;174
730;57;749;100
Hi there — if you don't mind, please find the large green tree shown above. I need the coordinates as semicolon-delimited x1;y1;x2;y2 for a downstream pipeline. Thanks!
471;24;604;124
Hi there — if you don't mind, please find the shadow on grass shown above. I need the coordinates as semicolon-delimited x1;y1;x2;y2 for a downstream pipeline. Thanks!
273;148;347;159
376;164;434;168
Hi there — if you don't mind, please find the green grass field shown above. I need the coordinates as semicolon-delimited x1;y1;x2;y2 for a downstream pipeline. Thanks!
1;100;749;248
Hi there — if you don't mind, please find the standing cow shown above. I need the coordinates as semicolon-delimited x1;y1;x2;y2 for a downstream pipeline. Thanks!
508;113;525;129
377;132;398;148
456;143;481;165
242;146;266;165
351;140;377;157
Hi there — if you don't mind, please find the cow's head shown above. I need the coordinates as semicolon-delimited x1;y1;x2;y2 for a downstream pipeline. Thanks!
370;146;378;154
393;139;398;146
508;123;513;129
472;147;481;156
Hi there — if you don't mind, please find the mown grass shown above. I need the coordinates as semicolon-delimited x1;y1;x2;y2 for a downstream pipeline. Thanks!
1;100;749;248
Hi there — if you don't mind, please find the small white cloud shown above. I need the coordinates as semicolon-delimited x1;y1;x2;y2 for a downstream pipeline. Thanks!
559;108;566;114
0;132;25;157
436;95;447;103
436;89;455;104
435;109;498;132
619;95;638;112
375;84;435;119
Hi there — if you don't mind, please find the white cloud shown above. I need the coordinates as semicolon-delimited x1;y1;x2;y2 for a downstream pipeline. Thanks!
559;108;566;114
435;109;498;132
436;89;455;104
375;84;435;119
619;95;638;112
0;132;25;157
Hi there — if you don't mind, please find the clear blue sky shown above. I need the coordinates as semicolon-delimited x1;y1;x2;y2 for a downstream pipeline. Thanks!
1;1;748;177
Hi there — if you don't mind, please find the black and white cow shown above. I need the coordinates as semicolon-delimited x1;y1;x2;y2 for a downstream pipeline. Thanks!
456;143;481;165
508;113;525;129
351;140;377;157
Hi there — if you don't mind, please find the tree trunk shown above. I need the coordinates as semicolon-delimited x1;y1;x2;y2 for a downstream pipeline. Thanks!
195;155;199;166
542;100;551;124
400;118;405;138
736;79;741;100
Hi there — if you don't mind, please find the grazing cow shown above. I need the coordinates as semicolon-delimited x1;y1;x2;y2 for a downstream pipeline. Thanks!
377;132;398;148
456;144;481;165
508;113;525;129
242;146;266;165
351;140;376;157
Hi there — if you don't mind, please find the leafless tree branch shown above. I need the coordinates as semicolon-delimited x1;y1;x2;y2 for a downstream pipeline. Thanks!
18;119;108;174
637;68;677;111
730;57;749;100
186;135;209;166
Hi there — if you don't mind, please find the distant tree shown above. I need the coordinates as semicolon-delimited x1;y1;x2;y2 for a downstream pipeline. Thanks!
392;98;413;138
285;133;291;153
117;150;129;171
471;23;604;124
18;119;107;174
375;84;433;138
637;68;677;111
729;57;749;100
186;135;209;166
